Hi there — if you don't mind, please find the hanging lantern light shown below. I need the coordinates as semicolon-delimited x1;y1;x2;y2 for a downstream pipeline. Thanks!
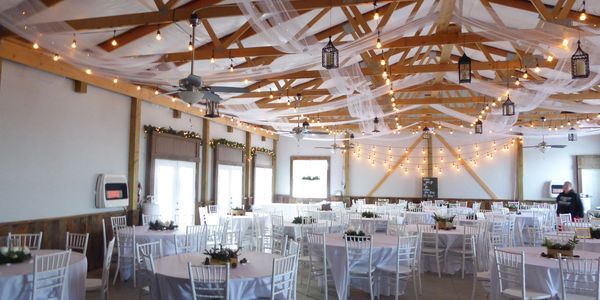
475;119;483;134
571;40;590;79
458;53;472;83
372;117;380;133
502;94;516;116
302;120;310;132
204;101;220;118
322;37;339;69
568;127;578;142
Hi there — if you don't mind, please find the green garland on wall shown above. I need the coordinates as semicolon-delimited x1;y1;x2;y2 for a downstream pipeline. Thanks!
210;138;245;150
143;125;203;142
251;147;275;158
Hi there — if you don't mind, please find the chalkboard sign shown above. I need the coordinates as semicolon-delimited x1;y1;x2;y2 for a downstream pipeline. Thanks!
422;177;438;199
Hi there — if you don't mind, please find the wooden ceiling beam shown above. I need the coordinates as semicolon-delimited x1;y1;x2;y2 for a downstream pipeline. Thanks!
487;0;600;26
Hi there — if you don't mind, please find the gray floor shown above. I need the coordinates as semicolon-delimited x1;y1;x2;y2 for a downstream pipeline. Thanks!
86;266;489;300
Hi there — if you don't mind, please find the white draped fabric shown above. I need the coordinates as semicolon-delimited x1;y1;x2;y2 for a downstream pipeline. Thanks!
0;250;87;300
154;251;282;300
490;247;600;300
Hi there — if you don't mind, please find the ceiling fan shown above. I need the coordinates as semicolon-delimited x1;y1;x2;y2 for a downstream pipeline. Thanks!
276;94;328;140
523;117;567;153
315;133;355;153
161;13;248;113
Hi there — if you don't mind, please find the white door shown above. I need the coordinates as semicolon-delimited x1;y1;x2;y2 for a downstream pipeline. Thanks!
582;169;600;209
217;164;243;215
153;159;196;226
254;167;273;205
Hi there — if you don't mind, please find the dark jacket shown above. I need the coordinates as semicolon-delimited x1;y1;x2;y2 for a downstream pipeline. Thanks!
556;190;584;218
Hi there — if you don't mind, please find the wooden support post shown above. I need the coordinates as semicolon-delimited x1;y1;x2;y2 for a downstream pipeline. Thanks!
201;119;210;206
244;131;252;208
367;136;423;197
436;134;498;199
516;136;524;201
172;109;181;119
427;135;433;177
343;133;351;205
271;140;277;203
128;98;141;225
227;125;233;133
73;80;87;93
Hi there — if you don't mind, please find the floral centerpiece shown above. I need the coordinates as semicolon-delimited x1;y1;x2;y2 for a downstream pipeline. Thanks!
148;220;178;231
432;213;456;230
344;229;369;241
203;245;241;268
506;204;518;212
466;213;477;220
301;176;320;181
542;236;578;258
320;203;332;211
230;207;245;216
0;246;32;265
292;216;316;224
361;211;378;218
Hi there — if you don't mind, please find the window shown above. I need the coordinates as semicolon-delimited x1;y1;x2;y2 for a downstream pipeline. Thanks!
254;167;273;205
291;157;329;199
153;159;196;226
217;164;243;214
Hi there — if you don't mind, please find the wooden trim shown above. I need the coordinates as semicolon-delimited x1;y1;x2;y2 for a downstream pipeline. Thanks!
244;132;252;207
201;119;210;206
426;135;433;177
343;134;350;203
367;136;423;197
212;144;245;206
73;80;87;93
290;156;331;199
576;155;600;193
436;134;499;199
516;138;524;201
128;98;141;225
271;141;277;203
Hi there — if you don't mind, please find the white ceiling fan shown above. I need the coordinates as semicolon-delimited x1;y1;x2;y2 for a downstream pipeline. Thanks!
523;117;566;153
314;133;355;153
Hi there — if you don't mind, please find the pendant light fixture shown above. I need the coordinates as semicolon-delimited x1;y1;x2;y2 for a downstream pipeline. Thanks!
372;117;380;133
111;30;118;47
205;101;220;118
571;39;590;79
458;53;472;83
155;25;162;41
322;0;338;69
502;62;516;116
475;119;483;134
579;1;587;21
568;127;578;141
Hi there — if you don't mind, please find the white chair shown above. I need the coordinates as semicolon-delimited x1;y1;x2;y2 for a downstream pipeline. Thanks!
8;232;43;250
86;238;115;300
377;234;420;300
101;219;108;257
558;254;600;300
494;249;552;299
417;224;445;278
344;235;375;300
136;241;162;299
448;225;479;279
32;250;72;300
188;262;230;299
176;225;207;254
113;226;136;287
141;214;161;226
65;232;89;256
208;205;218;214
559;213;573;229
270;254;297;300
111;215;127;234
306;233;334;299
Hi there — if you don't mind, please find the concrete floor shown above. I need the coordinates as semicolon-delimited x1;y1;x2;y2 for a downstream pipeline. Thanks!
86;265;489;300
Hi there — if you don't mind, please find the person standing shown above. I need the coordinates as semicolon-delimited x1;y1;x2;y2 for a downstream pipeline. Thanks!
556;181;584;219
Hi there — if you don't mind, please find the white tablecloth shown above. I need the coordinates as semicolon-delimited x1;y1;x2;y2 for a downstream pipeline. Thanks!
324;233;404;299
349;218;388;232
0;250;87;300
491;247;600;300
253;202;344;221
405;224;470;274
204;214;267;238
154;251;283;299
578;238;600;252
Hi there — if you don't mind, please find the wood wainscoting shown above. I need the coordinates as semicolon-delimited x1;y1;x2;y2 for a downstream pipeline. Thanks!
0;210;126;270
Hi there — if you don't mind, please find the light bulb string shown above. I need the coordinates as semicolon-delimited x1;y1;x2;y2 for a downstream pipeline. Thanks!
355;140;514;160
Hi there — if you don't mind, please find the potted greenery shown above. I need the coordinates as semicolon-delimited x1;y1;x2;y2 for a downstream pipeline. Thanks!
466;213;477;220
204;245;242;268
292;216;315;224
320;203;332;211
432;213;455;230
0;246;31;265
506;204;518;212
344;229;369;241
361;211;378;218
230;207;245;216
148;220;178;231
542;236;578;258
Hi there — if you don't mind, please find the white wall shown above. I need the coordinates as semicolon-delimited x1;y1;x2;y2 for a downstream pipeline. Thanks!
524;134;600;200
0;61;129;222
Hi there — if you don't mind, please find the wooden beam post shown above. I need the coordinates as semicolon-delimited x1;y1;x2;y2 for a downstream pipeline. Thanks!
73;80;87;93
427;135;433;177
271;140;277;203
201;118;210;206
244;131;252;208
367;136;423;197
343;133;351;204
516;136;524;201
128;98;141;225
435;134;498;199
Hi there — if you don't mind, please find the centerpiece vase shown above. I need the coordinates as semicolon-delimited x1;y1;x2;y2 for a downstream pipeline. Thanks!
546;248;573;259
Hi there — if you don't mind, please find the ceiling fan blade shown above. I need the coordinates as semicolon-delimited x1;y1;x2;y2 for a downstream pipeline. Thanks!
315;147;332;149
548;145;566;148
203;92;223;103
208;86;249;93
522;146;539;148
157;90;181;96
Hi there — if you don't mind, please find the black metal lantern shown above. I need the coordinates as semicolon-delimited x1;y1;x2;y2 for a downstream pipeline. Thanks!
571;40;590;79
568;127;578;141
475;119;483;134
205;101;220;118
458;53;472;83
322;37;339;69
372;117;380;133
502;95;515;116
422;127;431;139
302;120;309;132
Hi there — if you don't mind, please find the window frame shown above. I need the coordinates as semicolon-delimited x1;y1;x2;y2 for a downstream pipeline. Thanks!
290;156;330;200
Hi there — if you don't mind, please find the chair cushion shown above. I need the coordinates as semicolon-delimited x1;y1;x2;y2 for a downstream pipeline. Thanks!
85;278;102;291
501;288;552;300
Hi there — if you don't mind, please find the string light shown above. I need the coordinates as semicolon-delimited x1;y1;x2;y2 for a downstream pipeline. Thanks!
85;68;92;75
376;30;382;49
522;71;528;79
373;1;379;20
547;55;553;62
111;30;118;46
113;78;118;84
562;38;569;47
155;25;162;41
52;54;60;61
580;1;587;21
71;34;77;49
188;36;193;51
32;42;39;49
269;89;274;99
136;85;141;91
154;89;159;95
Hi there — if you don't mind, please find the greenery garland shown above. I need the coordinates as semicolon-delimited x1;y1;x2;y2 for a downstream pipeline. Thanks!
210;138;245;150
143;125;203;142
251;147;275;158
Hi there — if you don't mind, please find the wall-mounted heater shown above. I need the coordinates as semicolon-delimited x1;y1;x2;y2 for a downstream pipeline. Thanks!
95;174;128;208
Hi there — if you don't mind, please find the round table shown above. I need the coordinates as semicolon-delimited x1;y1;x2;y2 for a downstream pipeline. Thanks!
578;238;600;252
0;250;87;300
154;251;281;299
349;217;389;232
324;233;402;299
491;246;600;299
405;224;471;274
